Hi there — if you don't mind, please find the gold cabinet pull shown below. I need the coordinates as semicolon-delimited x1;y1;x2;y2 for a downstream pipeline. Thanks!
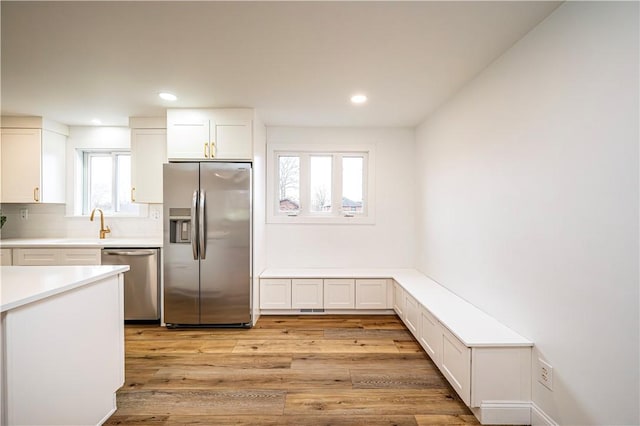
204;142;209;158
131;187;136;202
210;140;216;158
33;187;40;202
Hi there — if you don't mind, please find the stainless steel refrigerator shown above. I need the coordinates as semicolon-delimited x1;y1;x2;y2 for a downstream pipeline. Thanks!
163;162;252;327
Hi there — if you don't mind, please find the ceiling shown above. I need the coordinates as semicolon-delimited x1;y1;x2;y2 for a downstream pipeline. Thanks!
1;1;561;128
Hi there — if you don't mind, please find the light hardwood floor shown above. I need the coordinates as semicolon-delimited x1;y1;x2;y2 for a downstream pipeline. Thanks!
106;315;480;425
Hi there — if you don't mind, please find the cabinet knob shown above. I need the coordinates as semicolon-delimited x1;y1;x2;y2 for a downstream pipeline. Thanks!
204;142;210;158
33;187;40;202
131;187;136;202
210;141;216;158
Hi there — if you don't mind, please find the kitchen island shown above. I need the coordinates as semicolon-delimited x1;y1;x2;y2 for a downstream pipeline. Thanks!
1;265;129;425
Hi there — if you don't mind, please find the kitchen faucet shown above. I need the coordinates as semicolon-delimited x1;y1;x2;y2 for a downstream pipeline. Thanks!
90;208;111;239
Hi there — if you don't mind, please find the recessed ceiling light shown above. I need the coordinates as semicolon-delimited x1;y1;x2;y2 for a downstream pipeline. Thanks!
91;118;102;125
159;92;177;101
350;94;368;104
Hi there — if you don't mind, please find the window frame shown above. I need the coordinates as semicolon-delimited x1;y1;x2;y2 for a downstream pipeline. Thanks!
267;143;375;224
81;150;139;216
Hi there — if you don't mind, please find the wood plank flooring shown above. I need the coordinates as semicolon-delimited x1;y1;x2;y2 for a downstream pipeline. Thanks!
106;315;480;425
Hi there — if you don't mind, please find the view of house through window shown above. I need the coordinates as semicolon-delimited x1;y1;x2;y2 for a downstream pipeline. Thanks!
276;151;367;219
310;156;332;212
83;151;138;215
278;156;300;212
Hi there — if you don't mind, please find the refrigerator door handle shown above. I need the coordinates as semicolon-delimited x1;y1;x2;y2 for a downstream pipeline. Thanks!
199;189;207;259
191;190;199;260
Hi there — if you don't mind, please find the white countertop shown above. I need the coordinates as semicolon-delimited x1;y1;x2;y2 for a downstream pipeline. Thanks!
261;268;533;348
0;265;129;312
0;237;162;248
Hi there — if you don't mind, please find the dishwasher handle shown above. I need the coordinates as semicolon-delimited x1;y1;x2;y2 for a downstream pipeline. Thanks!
102;250;157;256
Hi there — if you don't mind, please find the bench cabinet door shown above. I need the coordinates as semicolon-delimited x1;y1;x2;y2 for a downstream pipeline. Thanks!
324;279;355;309
441;327;471;406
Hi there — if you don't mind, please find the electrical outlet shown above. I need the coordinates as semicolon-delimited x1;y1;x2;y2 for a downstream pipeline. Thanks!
20;208;28;220
538;358;553;390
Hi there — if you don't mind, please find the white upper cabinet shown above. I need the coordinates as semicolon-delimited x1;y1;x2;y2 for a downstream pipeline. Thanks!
130;126;166;203
167;109;252;161
1;117;66;203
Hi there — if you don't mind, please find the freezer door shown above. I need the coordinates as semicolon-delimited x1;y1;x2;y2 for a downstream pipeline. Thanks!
163;162;200;325
199;162;252;325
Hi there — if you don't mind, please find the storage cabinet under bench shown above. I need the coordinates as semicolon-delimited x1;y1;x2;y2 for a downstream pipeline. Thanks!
260;268;534;425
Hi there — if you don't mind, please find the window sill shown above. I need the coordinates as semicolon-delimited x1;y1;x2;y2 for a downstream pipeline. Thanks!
267;214;375;225
66;214;148;219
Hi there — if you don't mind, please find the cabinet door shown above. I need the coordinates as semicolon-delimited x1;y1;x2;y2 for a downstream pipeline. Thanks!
355;279;388;309
291;279;323;309
131;129;166;203
441;327;471;406
211;120;252;160
324;279;355;309
12;248;58;266
260;279;291;309
404;293;419;337
0;248;12;266
166;110;209;160
40;129;66;203
58;249;101;265
1;129;41;203
419;306;442;367
393;281;405;317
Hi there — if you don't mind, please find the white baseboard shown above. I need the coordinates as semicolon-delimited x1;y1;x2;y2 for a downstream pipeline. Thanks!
531;402;558;426
473;401;532;425
471;401;558;426
260;309;396;315
97;394;117;425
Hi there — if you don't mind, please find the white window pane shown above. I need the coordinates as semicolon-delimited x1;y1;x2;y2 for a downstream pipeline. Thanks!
343;156;363;213
310;156;332;212
116;155;136;214
279;156;300;212
89;156;113;212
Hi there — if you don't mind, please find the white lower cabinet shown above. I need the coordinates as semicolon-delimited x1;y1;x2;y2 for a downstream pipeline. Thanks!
355;279;388;309
260;279;292;309
13;248;58;266
403;293;419;337
12;248;101;266
291;279;323;309
441;327;471;406
59;249;102;265
393;280;405;317
324;279;355;309
418;306;442;368
0;248;13;265
470;346;532;408
261;277;392;312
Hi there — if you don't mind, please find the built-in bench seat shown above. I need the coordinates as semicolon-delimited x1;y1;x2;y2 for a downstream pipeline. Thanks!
260;268;534;425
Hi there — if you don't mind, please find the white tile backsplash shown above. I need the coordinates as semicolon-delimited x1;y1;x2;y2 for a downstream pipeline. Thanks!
0;203;162;239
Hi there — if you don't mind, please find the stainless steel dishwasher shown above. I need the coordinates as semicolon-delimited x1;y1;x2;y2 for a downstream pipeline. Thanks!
101;248;160;321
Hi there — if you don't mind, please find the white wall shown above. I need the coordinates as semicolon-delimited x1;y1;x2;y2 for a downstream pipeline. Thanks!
266;127;415;269
253;116;267;323
415;2;638;425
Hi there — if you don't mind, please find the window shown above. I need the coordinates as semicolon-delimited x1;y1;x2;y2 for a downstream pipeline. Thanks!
82;151;138;215
278;156;300;213
268;144;374;224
